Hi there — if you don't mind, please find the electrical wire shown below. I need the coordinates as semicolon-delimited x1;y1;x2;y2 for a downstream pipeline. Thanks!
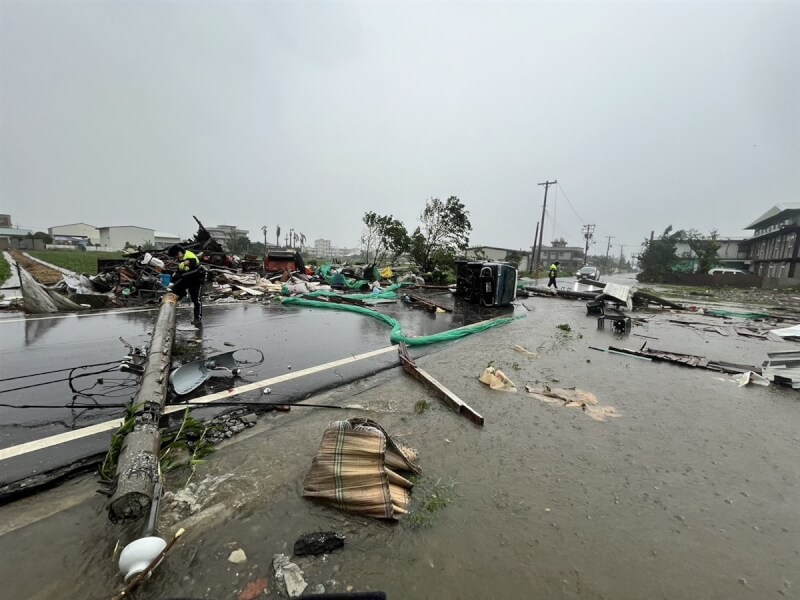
557;182;586;224
0;365;128;395
0;361;121;383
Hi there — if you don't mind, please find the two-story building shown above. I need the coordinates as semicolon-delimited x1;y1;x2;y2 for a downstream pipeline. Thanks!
741;203;800;280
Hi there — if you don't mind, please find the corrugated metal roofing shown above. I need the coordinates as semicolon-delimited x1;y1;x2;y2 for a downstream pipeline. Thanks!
0;227;32;236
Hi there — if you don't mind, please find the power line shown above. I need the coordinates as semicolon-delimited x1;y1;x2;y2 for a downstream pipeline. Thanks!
557;182;585;224
543;209;571;241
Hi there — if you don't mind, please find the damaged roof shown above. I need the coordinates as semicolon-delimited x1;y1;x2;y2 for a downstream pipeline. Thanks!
744;203;800;230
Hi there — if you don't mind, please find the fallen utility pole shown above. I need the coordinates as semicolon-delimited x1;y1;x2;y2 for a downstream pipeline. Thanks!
108;293;178;522
398;343;484;426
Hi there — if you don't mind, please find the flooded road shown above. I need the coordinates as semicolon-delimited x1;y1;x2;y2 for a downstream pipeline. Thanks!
1;292;797;599
0;298;509;486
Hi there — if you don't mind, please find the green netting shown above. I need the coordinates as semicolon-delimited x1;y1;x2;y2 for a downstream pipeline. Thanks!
281;296;518;346
315;264;370;290
306;282;413;302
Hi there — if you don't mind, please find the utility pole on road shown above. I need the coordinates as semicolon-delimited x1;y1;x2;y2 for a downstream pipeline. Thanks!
535;180;557;273
604;235;614;271
582;224;595;266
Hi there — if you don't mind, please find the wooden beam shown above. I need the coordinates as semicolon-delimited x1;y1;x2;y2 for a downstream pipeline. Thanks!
398;343;484;426
406;292;453;312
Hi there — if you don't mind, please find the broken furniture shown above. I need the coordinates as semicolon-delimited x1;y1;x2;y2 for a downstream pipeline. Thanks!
598;313;632;334
586;300;605;316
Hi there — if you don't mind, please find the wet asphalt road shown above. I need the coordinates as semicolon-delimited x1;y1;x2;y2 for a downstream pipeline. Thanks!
0;274;800;600
1;276;798;600
0;295;512;487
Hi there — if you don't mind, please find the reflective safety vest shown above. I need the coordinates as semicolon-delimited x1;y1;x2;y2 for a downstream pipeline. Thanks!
549;263;558;275
179;249;199;272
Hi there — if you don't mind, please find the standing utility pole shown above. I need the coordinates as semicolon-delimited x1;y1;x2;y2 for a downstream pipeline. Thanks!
535;180;557;273
617;244;631;271
582;224;595;265
604;235;614;271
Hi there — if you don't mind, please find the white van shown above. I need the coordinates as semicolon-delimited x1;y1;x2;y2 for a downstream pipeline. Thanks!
708;268;751;276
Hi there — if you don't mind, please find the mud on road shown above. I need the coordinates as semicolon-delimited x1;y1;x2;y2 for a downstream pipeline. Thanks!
0;296;798;600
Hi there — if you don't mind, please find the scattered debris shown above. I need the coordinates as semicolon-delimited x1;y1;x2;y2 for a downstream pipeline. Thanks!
273;553;308;598
597;313;632;334
761;351;800;389
293;531;345;556
238;578;269;600
170;349;265;395
769;323;800;341
512;344;539;358
732;371;770;387
228;548;247;564
525;385;621;421
605;343;757;374
478;366;517;393
556;323;571;332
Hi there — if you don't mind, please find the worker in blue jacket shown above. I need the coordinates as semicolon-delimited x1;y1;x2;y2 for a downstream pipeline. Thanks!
167;245;205;325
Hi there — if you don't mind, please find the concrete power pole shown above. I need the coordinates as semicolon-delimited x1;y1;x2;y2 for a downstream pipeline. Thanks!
604;235;614;272
535;180;557;273
108;293;178;522
582;224;595;266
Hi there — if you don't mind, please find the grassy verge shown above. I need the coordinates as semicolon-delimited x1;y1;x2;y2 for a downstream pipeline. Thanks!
0;252;10;286
26;250;124;274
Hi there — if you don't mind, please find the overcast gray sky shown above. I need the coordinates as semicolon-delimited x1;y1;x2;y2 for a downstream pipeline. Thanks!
2;0;798;255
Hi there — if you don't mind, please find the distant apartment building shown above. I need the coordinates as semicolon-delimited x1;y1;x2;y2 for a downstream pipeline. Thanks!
0;214;12;227
314;239;332;258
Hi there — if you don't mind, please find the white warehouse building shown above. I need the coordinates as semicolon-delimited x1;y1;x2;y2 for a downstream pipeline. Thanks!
48;223;101;242
98;226;155;251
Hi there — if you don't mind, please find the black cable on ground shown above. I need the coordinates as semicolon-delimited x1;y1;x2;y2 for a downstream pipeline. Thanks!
0;361;120;383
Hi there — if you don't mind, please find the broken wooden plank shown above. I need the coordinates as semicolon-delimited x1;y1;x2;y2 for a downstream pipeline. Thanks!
397;343;484;426
406;292;452;312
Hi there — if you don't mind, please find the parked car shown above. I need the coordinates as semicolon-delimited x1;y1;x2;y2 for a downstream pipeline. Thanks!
576;265;600;280
708;268;751;276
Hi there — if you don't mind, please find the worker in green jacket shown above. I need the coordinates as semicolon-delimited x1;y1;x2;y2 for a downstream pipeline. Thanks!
167;245;205;325
548;261;560;289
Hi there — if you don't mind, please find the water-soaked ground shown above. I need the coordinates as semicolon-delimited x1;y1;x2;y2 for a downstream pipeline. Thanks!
1;292;797;599
0;298;510;487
